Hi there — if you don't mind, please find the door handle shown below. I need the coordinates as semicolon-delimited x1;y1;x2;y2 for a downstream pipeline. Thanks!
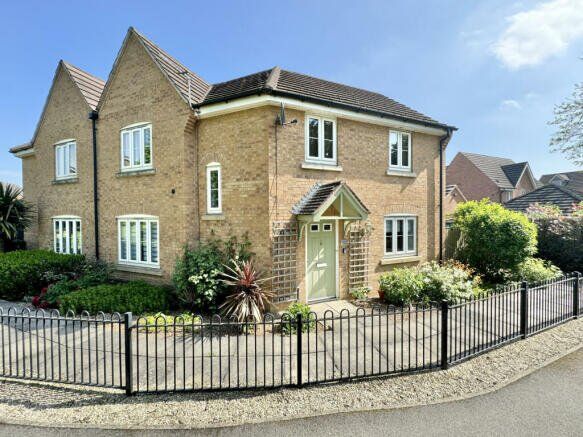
316;262;327;268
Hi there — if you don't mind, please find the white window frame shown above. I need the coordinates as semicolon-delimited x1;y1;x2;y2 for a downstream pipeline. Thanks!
55;140;77;180
305;115;337;164
120;123;153;171
206;162;222;214
53;216;82;254
117;215;160;267
384;215;417;257
388;130;412;171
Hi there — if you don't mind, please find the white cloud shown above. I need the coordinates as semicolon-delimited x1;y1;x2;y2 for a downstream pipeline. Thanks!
492;0;583;69
500;99;522;110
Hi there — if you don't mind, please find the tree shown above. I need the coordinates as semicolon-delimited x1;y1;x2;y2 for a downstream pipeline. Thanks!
549;81;583;166
0;182;33;251
452;200;537;282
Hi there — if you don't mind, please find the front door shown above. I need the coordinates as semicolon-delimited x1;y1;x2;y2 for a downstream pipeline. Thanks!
306;221;336;301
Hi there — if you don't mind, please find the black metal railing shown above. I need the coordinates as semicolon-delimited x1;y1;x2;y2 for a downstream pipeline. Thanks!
0;272;580;394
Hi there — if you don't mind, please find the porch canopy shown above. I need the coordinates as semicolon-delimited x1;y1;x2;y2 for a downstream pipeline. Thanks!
291;181;369;226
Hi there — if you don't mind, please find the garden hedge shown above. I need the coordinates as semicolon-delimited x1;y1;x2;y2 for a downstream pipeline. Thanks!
59;281;171;315
0;250;86;301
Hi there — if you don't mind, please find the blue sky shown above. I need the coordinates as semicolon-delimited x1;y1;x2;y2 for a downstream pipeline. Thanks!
1;0;582;186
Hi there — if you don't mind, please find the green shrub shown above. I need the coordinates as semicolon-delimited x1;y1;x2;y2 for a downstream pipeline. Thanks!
349;286;371;300
282;302;315;334
532;216;583;273
379;261;482;305
59;281;170;315
379;267;424;305
137;312;202;332
0;250;86;300
512;257;562;283
172;235;254;313
453;200;537;281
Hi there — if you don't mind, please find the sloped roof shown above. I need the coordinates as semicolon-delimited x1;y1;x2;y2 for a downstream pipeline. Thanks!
201;66;453;130
62;61;105;110
504;185;583;215
131;28;211;104
461;152;527;189
10;61;104;154
501;162;528;186
292;181;369;216
540;170;583;194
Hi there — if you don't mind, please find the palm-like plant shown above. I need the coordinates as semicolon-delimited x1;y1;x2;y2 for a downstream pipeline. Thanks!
220;259;274;323
0;183;33;249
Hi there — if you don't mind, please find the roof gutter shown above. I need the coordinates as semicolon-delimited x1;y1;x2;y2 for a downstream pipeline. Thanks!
439;127;453;263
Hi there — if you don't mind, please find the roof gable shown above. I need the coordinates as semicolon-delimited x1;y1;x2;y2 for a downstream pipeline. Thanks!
97;28;210;111
461;152;516;189
292;181;370;220
10;61;104;153
540;171;583;194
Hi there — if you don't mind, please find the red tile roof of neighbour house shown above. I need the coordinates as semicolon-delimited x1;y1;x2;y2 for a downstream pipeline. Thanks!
504;184;583;215
459;152;536;190
201;66;453;130
540;171;583;194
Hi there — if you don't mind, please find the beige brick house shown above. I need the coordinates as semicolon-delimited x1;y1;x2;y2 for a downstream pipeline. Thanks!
11;28;455;305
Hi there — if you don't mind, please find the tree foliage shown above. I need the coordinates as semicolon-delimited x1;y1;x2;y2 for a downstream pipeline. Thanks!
452;200;537;281
549;81;583;165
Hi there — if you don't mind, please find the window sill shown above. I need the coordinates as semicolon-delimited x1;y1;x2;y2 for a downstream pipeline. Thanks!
386;170;416;178
202;214;225;221
379;255;421;265
116;263;162;276
301;162;343;172
117;168;156;178
52;177;78;185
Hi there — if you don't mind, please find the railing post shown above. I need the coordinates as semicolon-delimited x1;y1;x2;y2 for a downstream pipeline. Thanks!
124;312;134;396
520;281;528;339
574;272;581;319
440;300;449;370
296;313;303;387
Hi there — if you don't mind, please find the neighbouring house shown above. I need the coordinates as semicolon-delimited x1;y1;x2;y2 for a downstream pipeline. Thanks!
9;27;456;306
444;184;466;218
504;184;583;216
539;170;583;194
446;152;538;203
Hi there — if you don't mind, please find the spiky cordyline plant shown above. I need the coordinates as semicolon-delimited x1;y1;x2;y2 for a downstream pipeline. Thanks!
0;183;33;242
219;259;274;323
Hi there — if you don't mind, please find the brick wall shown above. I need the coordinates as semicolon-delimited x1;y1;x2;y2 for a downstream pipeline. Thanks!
20;66;96;256
446;153;501;202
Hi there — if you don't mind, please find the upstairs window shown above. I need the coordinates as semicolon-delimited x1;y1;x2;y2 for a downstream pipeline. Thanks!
53;217;82;254
118;216;159;267
121;123;152;171
389;131;411;171
385;215;416;257
305;116;336;164
206;163;222;214
55;140;77;179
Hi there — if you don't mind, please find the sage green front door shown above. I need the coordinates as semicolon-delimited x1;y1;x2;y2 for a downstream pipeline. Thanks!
306;221;336;301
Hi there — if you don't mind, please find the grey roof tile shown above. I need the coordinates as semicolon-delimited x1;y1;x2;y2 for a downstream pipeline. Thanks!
292;181;369;216
461;152;516;189
62;61;105;110
540;171;583;194
200;66;452;129
504;185;583;215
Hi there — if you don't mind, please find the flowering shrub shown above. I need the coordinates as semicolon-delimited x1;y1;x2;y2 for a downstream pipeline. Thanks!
379;261;481;305
511;257;562;283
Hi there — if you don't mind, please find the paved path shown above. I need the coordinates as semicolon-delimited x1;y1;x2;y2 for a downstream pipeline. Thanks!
1;347;582;436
